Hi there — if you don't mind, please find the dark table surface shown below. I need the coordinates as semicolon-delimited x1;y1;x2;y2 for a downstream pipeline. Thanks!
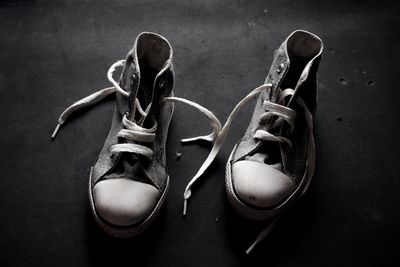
1;0;400;266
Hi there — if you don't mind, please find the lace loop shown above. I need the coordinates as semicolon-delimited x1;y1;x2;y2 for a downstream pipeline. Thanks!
110;143;154;159
107;60;128;97
254;88;296;147
253;130;293;148
260;101;296;127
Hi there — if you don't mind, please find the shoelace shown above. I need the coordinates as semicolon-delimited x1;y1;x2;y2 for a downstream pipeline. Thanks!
52;60;222;159
254;88;296;147
243;89;314;254
52;60;313;254
182;80;312;254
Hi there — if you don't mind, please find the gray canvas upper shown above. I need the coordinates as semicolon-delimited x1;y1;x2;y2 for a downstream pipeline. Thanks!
91;32;175;226
230;30;323;208
92;33;174;189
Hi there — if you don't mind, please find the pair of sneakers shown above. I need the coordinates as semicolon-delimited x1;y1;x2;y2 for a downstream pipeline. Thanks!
52;30;323;253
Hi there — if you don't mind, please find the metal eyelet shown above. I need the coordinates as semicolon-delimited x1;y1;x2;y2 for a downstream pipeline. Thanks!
277;63;284;74
159;79;166;89
129;74;137;86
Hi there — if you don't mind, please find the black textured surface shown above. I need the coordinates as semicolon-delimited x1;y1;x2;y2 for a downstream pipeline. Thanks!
1;0;400;266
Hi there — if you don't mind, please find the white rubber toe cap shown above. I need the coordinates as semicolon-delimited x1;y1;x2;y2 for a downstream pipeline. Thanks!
232;160;295;208
93;178;160;226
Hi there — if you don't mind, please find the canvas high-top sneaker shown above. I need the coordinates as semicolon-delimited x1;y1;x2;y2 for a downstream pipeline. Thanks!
225;30;323;252
52;32;223;237
53;32;175;237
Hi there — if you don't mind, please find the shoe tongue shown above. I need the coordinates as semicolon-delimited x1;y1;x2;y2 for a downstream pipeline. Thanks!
135;93;155;129
135;63;169;127
119;62;155;126
131;67;160;127
117;57;141;118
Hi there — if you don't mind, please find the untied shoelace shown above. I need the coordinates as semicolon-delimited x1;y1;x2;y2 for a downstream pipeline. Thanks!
52;60;313;254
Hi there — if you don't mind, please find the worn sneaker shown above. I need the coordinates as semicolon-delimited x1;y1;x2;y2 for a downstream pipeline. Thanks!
52;32;220;237
178;30;323;252
53;32;175;237
225;30;323;252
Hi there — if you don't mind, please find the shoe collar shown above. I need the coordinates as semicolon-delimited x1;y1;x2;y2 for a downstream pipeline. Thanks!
120;32;174;124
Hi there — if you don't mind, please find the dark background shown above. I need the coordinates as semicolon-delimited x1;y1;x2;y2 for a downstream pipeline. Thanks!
1;0;400;266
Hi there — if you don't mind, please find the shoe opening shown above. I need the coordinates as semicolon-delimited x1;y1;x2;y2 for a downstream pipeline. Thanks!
280;30;322;92
287;31;322;62
136;32;172;73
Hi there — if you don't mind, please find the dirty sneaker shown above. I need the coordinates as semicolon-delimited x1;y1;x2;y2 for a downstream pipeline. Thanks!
178;30;323;253
226;30;323;252
52;32;221;237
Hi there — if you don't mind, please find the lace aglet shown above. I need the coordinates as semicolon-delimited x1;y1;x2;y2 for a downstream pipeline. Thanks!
183;198;188;216
51;123;61;140
181;137;196;143
245;217;279;254
246;240;258;255
181;135;213;144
